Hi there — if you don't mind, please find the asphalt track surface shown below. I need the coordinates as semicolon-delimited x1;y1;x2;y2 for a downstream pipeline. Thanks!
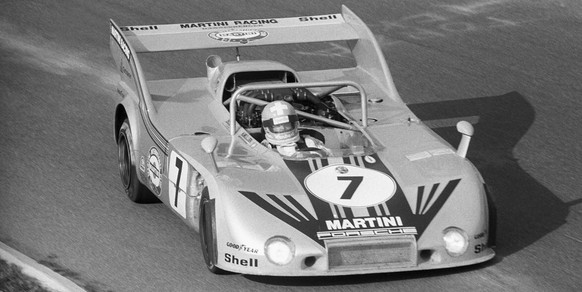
1;0;581;291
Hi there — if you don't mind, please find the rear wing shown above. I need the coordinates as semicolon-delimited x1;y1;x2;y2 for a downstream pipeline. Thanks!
109;5;402;109
119;12;359;52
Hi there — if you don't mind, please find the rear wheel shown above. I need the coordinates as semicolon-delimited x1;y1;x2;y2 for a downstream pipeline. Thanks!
199;190;225;274
117;119;157;203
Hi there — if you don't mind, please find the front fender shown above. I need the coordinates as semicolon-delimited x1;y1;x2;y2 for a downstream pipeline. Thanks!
415;162;494;265
214;185;325;274
164;135;228;231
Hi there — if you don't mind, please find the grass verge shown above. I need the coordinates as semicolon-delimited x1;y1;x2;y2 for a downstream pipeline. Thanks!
0;258;49;292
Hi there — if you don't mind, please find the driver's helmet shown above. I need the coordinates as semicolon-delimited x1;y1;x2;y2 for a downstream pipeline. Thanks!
261;101;300;146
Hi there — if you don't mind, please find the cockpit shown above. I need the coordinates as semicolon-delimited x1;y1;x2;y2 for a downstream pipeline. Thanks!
207;55;376;159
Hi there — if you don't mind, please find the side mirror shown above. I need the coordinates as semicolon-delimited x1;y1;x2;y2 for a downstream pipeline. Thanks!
201;136;218;154
201;136;219;172
456;121;474;158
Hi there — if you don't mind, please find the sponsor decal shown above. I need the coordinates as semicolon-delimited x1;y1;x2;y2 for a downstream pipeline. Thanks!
474;243;487;253
110;24;131;61
120;63;132;78
208;29;268;44
325;216;403;230
139;156;146;173
225;253;258;267
317;227;417;240
181;22;229;29
474;232;486;240
239;132;257;148
116;88;126;98
226;242;259;254
181;19;277;30
233;19;277;25
304;164;397;207
121;25;158;31
473;231;488;253
364;155;376;164
299;14;338;22
147;147;162;195
222;119;231;131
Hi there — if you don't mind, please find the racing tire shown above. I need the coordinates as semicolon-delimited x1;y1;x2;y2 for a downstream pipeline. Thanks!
199;190;226;274
485;185;497;248
117;119;158;203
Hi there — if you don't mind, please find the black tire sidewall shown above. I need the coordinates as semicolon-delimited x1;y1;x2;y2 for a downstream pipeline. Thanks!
119;121;138;200
117;120;156;203
199;190;224;273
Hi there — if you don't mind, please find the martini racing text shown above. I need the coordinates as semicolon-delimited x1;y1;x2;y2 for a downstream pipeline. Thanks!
180;19;277;29
325;216;404;230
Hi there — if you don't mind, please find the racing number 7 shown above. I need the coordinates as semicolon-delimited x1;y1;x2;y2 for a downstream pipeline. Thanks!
337;176;363;200
169;151;188;218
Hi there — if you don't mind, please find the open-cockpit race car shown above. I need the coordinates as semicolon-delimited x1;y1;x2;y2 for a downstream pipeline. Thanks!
109;5;495;276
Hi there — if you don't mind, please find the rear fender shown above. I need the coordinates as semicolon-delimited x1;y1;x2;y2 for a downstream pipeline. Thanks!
110;20;162;153
113;100;150;190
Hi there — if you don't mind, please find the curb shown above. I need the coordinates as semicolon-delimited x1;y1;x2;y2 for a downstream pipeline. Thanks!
0;241;86;292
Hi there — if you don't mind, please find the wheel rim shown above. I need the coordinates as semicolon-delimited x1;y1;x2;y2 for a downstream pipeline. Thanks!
118;135;131;189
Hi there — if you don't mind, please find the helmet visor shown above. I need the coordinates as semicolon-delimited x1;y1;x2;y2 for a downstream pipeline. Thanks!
262;115;299;134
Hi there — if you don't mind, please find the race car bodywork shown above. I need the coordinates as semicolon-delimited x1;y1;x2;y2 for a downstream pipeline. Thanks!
109;5;495;276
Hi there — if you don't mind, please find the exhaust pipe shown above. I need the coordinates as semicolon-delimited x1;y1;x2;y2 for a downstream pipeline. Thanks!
206;55;222;76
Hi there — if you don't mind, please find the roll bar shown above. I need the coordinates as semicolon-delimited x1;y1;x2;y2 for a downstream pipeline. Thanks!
227;81;368;137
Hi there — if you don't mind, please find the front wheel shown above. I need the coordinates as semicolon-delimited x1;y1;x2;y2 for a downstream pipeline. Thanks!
199;190;225;274
117;119;157;203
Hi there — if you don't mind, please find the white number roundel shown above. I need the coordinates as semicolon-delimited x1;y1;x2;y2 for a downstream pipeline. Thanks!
304;164;396;207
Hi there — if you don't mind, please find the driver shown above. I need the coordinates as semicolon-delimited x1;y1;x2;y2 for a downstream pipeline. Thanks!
261;100;327;157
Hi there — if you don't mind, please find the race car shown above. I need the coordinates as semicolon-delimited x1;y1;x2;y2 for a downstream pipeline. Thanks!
109;5;496;276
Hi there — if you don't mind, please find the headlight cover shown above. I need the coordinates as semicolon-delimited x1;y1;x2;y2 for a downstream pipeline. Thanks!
265;236;295;265
443;227;468;257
